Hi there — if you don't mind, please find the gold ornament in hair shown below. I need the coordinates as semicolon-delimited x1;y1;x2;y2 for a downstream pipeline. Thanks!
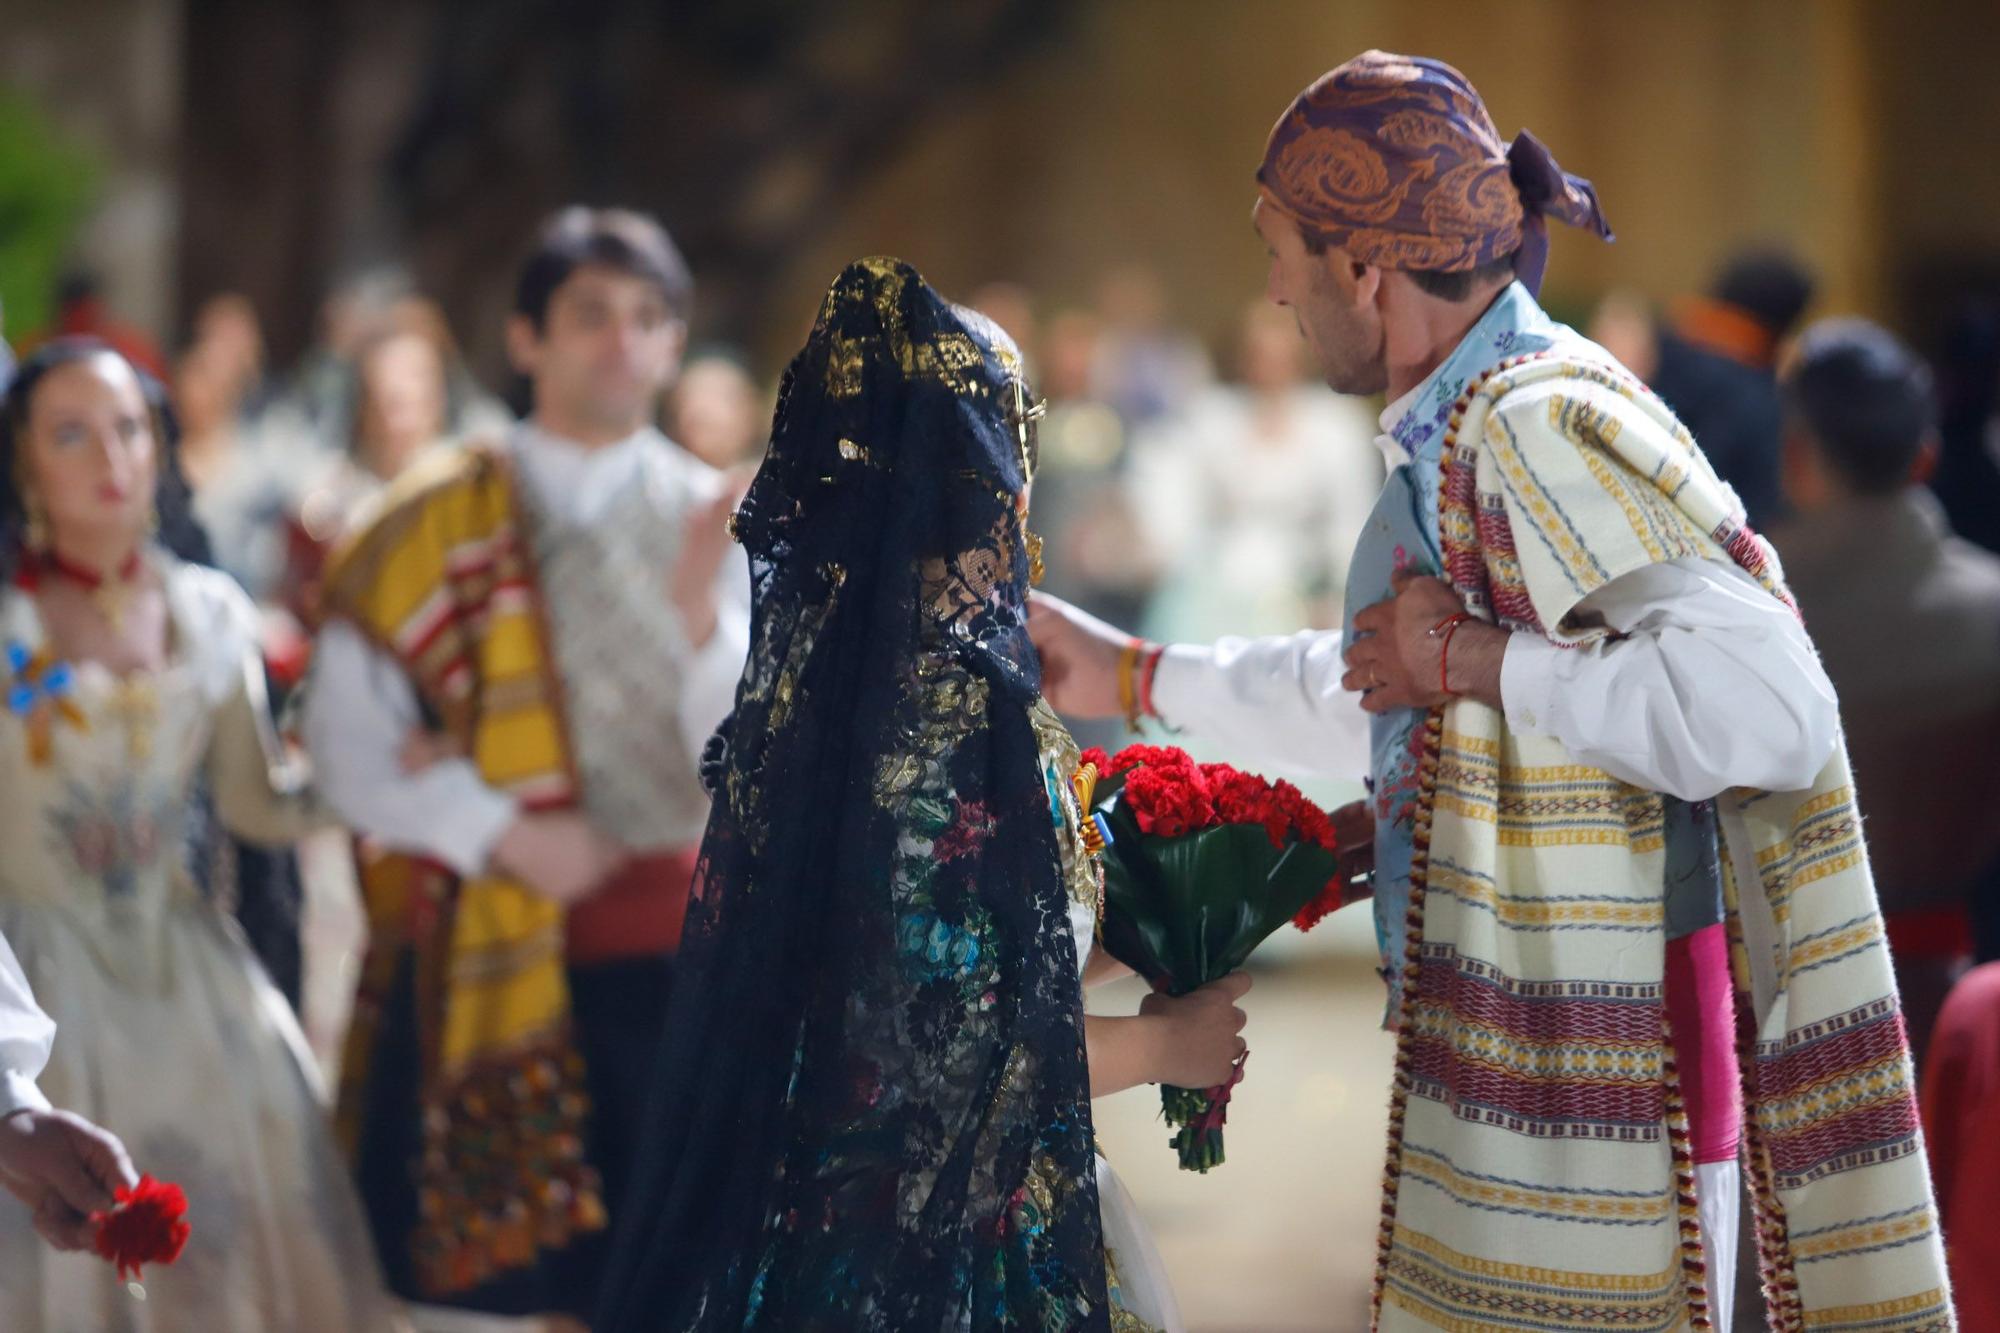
15;452;49;552
1008;376;1046;482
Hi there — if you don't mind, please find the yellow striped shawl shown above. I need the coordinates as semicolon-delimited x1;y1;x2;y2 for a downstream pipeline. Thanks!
1372;354;1953;1331
319;442;607;1297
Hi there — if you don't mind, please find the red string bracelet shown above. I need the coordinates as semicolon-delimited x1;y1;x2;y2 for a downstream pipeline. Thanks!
1430;611;1475;697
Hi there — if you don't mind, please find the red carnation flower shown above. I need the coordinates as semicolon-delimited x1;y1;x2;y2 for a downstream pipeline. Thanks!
1082;741;1346;1171
1103;744;1199;778
1123;764;1216;838
92;1175;191;1282
1206;767;1285;843
1292;876;1345;934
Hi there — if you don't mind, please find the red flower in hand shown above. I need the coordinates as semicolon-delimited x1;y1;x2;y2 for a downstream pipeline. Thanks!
92;1175;191;1282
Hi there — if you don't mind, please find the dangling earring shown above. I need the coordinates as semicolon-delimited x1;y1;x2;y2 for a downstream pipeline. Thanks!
22;489;49;552
1025;529;1046;587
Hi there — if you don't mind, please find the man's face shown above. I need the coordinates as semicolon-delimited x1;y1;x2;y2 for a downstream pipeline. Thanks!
511;263;685;435
1253;195;1386;396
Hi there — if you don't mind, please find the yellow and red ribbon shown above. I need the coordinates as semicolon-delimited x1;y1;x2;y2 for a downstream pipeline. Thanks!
6;641;89;766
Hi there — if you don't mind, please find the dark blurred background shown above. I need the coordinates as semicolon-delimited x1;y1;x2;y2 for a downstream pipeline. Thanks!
8;0;2000;378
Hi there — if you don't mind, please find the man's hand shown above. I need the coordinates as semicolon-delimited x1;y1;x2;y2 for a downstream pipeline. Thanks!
668;472;753;650
491;812;628;906
1331;799;1377;899
1341;571;1507;713
0;1108;138;1251
1139;972;1252;1088
398;728;465;775
1025;592;1134;720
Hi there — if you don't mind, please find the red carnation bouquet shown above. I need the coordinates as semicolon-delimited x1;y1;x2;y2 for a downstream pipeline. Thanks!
92;1175;191;1283
1081;743;1348;1171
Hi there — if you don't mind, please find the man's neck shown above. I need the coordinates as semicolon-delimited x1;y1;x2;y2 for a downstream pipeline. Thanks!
1384;284;1511;402
528;412;648;451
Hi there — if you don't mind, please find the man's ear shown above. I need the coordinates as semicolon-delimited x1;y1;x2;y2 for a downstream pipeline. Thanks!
504;313;541;379
1779;424;1826;511
1352;261;1384;310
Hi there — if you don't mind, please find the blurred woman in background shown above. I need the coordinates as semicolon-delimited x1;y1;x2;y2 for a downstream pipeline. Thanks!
0;340;401;1331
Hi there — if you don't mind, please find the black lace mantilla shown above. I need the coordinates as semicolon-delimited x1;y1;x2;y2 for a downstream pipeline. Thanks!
595;258;1110;1331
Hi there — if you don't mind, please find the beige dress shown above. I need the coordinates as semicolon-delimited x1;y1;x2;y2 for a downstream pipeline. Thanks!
0;551;401;1333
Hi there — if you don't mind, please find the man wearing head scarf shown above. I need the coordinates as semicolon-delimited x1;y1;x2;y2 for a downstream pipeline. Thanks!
1033;51;1951;1331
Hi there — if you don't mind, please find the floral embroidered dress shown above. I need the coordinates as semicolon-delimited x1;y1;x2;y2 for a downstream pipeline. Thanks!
595;260;1166;1332
0;550;400;1333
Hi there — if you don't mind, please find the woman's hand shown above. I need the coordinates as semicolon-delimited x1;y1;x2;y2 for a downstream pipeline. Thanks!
1140;972;1252;1088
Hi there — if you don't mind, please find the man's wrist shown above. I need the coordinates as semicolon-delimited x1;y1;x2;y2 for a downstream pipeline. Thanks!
1148;643;1210;733
0;1071;51;1120
1442;621;1509;708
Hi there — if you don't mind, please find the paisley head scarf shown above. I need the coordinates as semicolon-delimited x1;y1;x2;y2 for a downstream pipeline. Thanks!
1257;49;1613;295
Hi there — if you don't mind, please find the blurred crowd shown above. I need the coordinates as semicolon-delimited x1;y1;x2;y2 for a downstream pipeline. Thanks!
12;242;2000;1045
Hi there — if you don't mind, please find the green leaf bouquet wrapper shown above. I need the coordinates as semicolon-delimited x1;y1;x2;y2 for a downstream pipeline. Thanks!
1081;744;1346;1171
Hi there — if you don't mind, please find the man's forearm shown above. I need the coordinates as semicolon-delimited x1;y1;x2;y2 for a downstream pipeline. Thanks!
1151;632;1371;783
1497;561;1840;800
303;621;518;876
0;936;52;1119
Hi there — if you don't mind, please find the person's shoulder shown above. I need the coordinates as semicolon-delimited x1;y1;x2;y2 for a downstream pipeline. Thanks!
318;437;517;616
378;436;508;512
161;551;253;616
338;437;512;543
1936;528;2000;608
159;553;261;661
1483;347;1670;442
1938;961;2000;1033
643;433;731;501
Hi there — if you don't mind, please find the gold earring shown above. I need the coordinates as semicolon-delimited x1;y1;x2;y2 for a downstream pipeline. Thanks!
22;490;49;551
1025;529;1046;587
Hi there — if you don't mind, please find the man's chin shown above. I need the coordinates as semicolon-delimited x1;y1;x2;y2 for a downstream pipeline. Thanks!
1323;368;1387;397
577;391;655;427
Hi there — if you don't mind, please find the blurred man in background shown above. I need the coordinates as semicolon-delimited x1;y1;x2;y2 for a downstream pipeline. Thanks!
1770;318;2000;1064
1648;247;1816;529
305;206;749;1332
